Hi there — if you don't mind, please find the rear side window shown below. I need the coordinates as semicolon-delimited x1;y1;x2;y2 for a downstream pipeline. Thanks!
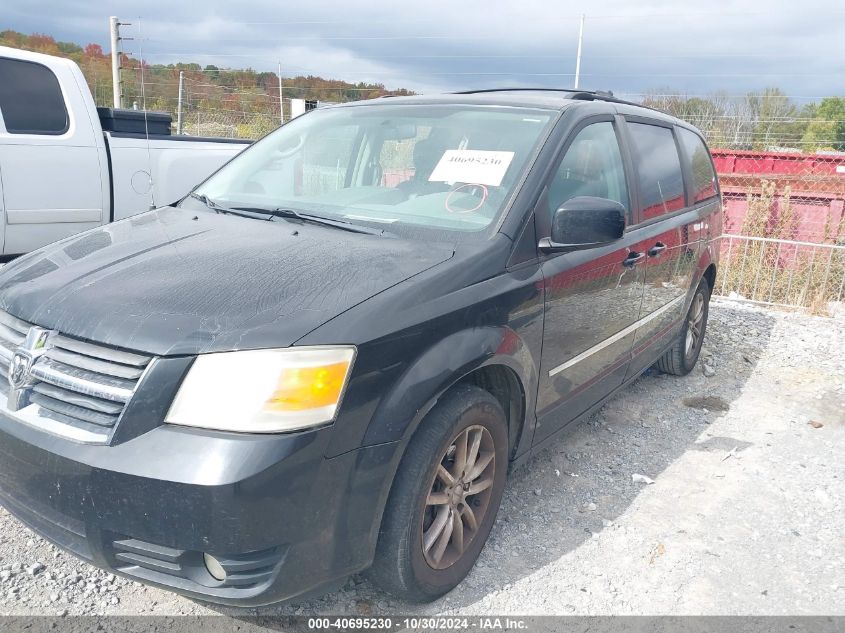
678;128;718;203
627;122;685;221
0;58;69;135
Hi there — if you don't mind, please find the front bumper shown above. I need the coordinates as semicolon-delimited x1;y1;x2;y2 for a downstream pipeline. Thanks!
0;411;399;606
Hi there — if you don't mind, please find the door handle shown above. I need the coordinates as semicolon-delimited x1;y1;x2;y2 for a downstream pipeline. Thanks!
622;251;646;268
648;242;667;257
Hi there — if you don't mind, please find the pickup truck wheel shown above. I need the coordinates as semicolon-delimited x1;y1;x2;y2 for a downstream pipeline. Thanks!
369;384;508;602
655;277;711;376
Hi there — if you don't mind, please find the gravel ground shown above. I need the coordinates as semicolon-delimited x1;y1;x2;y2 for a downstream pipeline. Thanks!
0;299;843;617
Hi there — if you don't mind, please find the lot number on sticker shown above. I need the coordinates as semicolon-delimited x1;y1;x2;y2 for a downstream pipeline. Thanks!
428;150;515;187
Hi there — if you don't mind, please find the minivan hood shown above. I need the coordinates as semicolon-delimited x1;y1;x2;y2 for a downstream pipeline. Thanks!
0;207;454;355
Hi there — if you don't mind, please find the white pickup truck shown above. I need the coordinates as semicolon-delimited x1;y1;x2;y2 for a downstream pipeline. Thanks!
0;46;250;256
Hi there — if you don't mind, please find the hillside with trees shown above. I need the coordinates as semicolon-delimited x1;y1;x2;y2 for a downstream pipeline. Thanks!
0;28;414;138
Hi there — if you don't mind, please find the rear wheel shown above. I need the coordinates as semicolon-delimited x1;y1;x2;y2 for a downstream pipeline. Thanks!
655;277;711;376
369;384;508;602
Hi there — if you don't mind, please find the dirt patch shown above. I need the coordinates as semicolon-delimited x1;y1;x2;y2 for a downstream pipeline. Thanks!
682;395;731;411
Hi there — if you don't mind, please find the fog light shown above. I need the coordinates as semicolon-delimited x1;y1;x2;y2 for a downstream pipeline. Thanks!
203;553;226;581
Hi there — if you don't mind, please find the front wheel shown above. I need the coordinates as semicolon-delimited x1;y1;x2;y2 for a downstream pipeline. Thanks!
368;384;508;602
655;277;711;376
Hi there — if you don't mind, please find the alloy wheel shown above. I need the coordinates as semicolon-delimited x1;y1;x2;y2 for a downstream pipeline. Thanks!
421;424;496;570
685;292;705;360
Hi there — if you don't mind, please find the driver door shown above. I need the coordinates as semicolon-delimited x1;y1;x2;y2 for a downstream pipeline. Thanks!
534;118;645;443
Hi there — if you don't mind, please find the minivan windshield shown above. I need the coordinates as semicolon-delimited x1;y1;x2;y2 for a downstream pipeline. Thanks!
190;104;555;236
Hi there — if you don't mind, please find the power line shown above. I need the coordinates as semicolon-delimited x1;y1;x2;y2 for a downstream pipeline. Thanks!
112;66;845;78
180;10;845;26
142;52;823;60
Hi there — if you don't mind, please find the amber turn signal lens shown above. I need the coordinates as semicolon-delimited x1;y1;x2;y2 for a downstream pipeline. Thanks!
266;362;351;411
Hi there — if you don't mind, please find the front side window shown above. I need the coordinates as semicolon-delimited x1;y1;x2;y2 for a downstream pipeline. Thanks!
678;128;718;203
627;122;686;221
193;104;555;236
0;58;69;135
547;121;629;219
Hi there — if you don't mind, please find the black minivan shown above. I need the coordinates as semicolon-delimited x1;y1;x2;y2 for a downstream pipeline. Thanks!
0;89;721;605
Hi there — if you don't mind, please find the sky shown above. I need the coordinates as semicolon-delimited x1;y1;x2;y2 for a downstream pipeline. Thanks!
4;0;845;101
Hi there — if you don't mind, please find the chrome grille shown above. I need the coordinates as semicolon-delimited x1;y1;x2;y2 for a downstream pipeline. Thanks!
0;310;152;442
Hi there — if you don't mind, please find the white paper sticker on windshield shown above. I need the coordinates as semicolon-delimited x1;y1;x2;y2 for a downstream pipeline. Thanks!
428;150;515;187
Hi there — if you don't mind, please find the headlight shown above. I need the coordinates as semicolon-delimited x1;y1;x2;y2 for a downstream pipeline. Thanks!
165;346;356;433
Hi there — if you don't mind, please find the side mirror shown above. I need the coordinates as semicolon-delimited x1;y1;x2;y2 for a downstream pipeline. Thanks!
539;196;626;253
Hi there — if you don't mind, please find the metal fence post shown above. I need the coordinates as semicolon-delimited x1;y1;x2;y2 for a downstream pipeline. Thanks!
176;71;184;135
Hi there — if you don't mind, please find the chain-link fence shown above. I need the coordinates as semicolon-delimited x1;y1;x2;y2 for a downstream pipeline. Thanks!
119;68;282;139
719;235;845;313
706;143;844;313
118;65;401;140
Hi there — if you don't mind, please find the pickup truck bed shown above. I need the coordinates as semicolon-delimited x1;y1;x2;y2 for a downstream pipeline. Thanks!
105;125;247;226
0;46;250;255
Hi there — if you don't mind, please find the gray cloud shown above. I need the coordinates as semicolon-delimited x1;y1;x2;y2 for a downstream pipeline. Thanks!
5;0;845;98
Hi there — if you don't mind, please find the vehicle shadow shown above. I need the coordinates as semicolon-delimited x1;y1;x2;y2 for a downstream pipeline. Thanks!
214;301;776;617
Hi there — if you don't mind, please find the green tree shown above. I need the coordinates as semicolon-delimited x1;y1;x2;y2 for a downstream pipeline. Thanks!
802;97;845;151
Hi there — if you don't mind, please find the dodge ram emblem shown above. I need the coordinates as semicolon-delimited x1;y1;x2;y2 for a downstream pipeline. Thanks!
8;351;35;390
6;327;56;411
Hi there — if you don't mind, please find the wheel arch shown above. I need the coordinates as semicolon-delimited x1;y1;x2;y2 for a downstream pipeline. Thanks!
362;325;536;459
703;262;717;292
694;238;718;298
457;364;526;459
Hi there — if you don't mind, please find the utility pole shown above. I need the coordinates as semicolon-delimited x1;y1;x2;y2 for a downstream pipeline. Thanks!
176;71;184;135
109;16;122;108
574;13;585;90
278;61;284;125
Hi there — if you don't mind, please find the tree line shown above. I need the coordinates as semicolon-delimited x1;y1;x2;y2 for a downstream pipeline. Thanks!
643;88;845;152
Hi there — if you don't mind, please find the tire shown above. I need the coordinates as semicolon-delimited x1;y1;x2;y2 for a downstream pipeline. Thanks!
655;276;711;376
369;384;509;602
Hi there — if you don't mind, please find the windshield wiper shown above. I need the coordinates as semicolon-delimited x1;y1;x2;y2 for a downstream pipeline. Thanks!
189;193;387;235
188;193;275;221
232;206;388;236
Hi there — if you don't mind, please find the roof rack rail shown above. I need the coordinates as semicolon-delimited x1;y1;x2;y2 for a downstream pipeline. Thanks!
453;87;597;96
451;87;662;113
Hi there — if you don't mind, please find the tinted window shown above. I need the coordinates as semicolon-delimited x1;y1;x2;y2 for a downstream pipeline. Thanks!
678;128;718;203
627;123;685;220
0;58;69;135
547;122;628;219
